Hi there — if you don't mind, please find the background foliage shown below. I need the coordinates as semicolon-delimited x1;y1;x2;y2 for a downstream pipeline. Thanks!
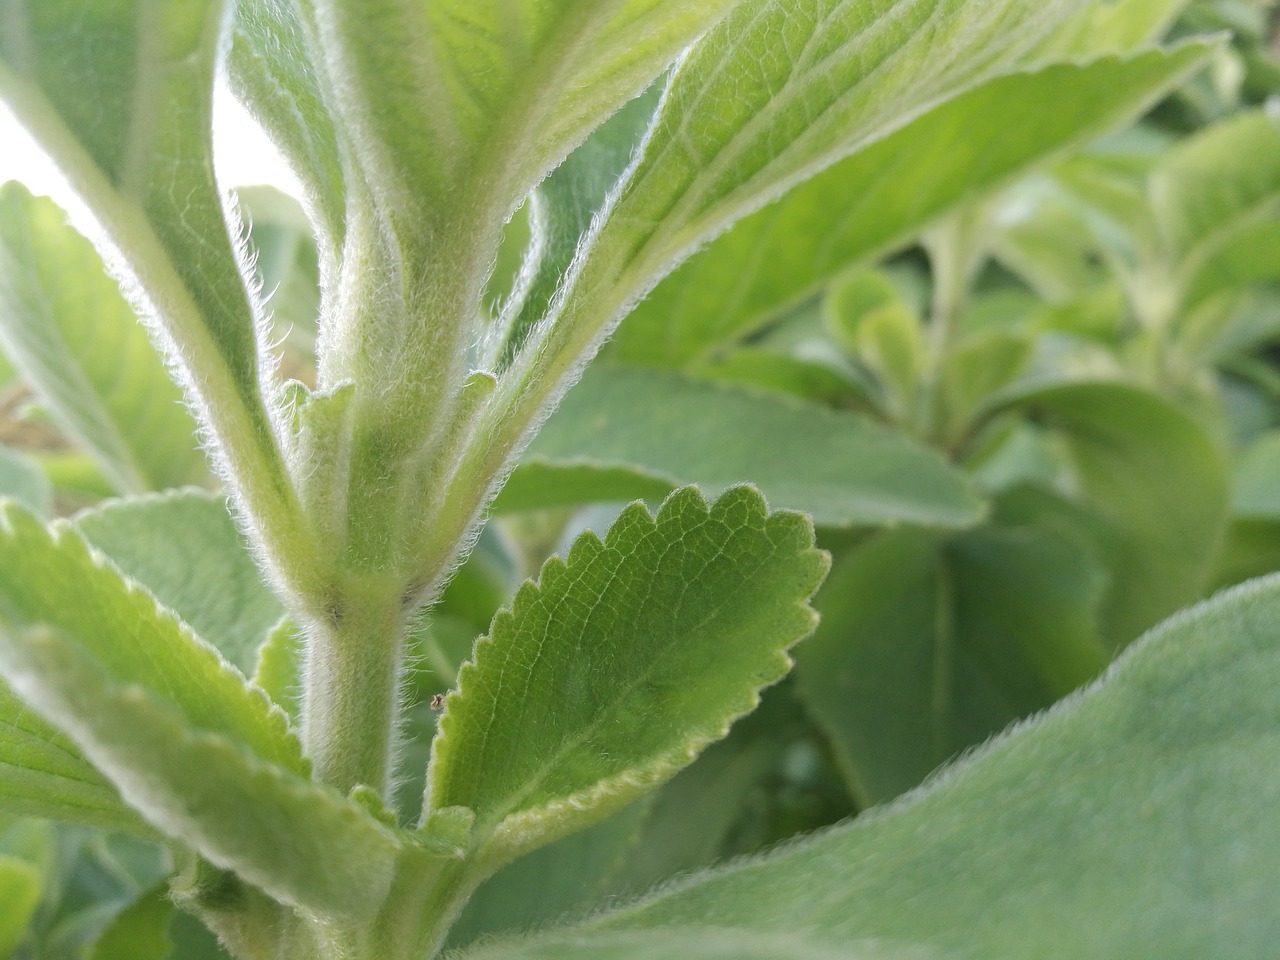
0;0;1277;957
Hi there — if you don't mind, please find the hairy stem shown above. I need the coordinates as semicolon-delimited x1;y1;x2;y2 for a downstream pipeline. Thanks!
303;579;411;797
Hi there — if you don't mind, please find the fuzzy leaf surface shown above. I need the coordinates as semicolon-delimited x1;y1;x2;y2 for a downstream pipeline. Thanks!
0;0;264;417
605;46;1212;367
228;0;346;263
497;367;983;529
0;625;399;919
0;0;300;574
0;504;399;916
0;504;300;769
462;575;1280;959
298;0;740;218
428;487;828;868
591;0;1081;296
0;185;205;493
0;679;147;833
74;490;285;676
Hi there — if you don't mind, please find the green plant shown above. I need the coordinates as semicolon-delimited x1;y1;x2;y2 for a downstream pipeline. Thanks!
0;0;1277;958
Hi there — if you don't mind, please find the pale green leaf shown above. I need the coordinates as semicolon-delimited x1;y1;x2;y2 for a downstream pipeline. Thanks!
0;445;51;518
253;618;303;721
794;521;1108;806
605;47;1213;367
0;853;41;955
0;1;305;581
0;2;261;401
0;505;401;915
468;928;952;960
465;575;1280;959
428;487;828;869
0;506;394;911
228;0;346;264
0;625;399;919
1039;0;1191;56
1186;219;1280;306
0;503;300;771
73;490;285;676
497;367;984;529
0;679;148;833
991;381;1228;644
603;0;1078;278
0;185;206;494
1151;110;1280;305
295;0;739;220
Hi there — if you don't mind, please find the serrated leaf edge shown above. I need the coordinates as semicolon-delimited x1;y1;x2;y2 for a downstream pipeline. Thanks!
0;500;305;773
431;486;826;866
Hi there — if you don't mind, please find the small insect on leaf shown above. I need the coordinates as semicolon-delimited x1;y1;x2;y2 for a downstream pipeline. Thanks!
430;694;446;711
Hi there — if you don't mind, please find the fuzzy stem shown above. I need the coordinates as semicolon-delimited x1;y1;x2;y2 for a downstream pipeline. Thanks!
302;578;410;797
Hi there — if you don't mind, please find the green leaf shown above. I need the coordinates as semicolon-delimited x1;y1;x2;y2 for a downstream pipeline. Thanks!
794;521;1108;806
448;802;653;949
0;679;148;833
495;87;661;366
0;504;399;917
294;0;739;221
0;185;206;494
0;1;307;586
0;504;299;770
1040;0;1191;56
604;47;1212;368
605;0;1076;273
0;445;52;518
469;928;952;960
73;490;285;677
0;1;261;402
428;487;828;870
1186;219;1280;307
228;0;346;266
88;884;172;960
497;367;984;530
1151;110;1280;305
463;575;1280;959
0;853;41;955
992;381;1228;645
4;625;399;920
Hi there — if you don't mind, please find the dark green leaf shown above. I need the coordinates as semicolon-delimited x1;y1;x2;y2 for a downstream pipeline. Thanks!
992;381;1228;645
795;521;1108;806
498;367;984;529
